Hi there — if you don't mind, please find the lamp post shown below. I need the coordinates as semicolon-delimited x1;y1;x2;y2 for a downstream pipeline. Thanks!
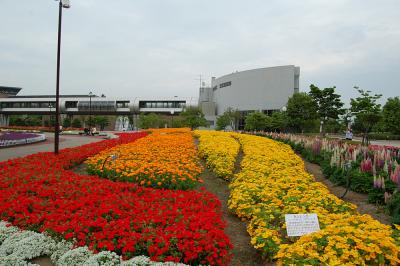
54;0;70;154
170;110;175;128
88;91;93;130
49;104;53;126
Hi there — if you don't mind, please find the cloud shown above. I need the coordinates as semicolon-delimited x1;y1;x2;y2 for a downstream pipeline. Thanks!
0;0;399;104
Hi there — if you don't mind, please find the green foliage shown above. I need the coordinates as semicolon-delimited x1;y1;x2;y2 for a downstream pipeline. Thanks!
350;87;382;145
9;115;42;127
71;118;82;128
62;117;71;128
216;107;240;130
86;116;96;128
138;113;161;129
324;118;343;133
244;111;268;131
387;192;400;224
309;84;345;134
270;111;288;132
367;132;400;140
382;97;400;135
180;107;208;129
216;114;231;130
94;116;110;130
286;92;318;133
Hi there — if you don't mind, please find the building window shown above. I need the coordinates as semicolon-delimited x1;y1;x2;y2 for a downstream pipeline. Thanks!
219;81;231;88
139;101;186;109
65;101;78;108
77;101;116;111
116;101;129;108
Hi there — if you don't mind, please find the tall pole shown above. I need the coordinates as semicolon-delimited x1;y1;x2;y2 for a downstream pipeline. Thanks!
54;1;62;154
49;104;53;126
89;92;92;129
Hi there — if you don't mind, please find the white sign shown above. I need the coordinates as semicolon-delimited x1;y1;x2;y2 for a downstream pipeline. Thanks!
285;214;320;237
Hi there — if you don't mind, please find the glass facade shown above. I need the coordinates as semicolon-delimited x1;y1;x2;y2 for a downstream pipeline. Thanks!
0;101;55;108
139;101;186;109
77;101;116;111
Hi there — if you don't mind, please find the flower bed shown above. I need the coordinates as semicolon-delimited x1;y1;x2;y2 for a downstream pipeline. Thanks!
0;132;232;265
0;132;46;147
196;131;399;264
0;221;188;266
194;131;240;180
86;128;203;190
263;132;400;223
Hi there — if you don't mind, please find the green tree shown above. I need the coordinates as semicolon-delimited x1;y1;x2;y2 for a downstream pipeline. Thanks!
244;111;268;131
350;87;382;145
71;118;82;128
9;115;24;126
138;113;161;129
180;107;208;129
87;116;96;128
382;97;400;134
94;116;110;130
309;84;345;135
216;107;240;130
216;114;230;130
62;117;71;128
270;111;288;132
287;92;318;133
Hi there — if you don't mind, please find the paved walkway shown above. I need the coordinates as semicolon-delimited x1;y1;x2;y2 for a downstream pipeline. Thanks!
0;132;105;162
329;134;400;148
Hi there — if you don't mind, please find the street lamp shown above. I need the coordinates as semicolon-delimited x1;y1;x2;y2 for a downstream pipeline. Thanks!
54;0;70;155
170;110;175;128
49;103;54;126
88;91;93;130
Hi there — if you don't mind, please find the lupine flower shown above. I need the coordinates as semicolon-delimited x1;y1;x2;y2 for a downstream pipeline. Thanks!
390;164;400;185
360;158;372;173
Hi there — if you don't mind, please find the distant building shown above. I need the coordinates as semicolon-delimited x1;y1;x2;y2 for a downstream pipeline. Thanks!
199;65;300;128
0;86;22;98
0;88;197;129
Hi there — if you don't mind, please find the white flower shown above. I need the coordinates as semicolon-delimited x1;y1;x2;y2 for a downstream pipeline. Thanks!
57;246;93;266
83;251;121;266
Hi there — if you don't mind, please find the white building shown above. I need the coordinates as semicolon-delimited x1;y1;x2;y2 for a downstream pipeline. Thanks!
199;65;300;128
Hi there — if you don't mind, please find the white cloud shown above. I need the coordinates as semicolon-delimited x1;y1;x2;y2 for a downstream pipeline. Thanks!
0;0;399;103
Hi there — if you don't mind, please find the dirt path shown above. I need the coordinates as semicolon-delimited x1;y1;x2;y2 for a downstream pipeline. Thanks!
304;161;392;225
199;167;267;266
196;138;271;266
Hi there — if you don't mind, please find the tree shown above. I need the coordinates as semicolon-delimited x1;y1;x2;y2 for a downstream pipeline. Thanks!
216;114;230;130
94;116;110;130
350;87;382;145
216;107;240;130
309;84;345;135
244;111;268;131
286;92;318;133
71;118;82;128
382;97;400;135
180;107;208;129
138;113;161;129
62;117;71;128
270;111;288;132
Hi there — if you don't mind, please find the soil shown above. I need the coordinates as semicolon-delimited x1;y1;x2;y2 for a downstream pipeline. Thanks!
30;256;53;266
303;161;392;225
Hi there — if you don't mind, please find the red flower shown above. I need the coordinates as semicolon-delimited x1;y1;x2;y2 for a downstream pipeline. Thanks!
0;132;232;265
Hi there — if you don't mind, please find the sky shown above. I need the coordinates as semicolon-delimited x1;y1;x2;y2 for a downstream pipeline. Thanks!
1;0;399;105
